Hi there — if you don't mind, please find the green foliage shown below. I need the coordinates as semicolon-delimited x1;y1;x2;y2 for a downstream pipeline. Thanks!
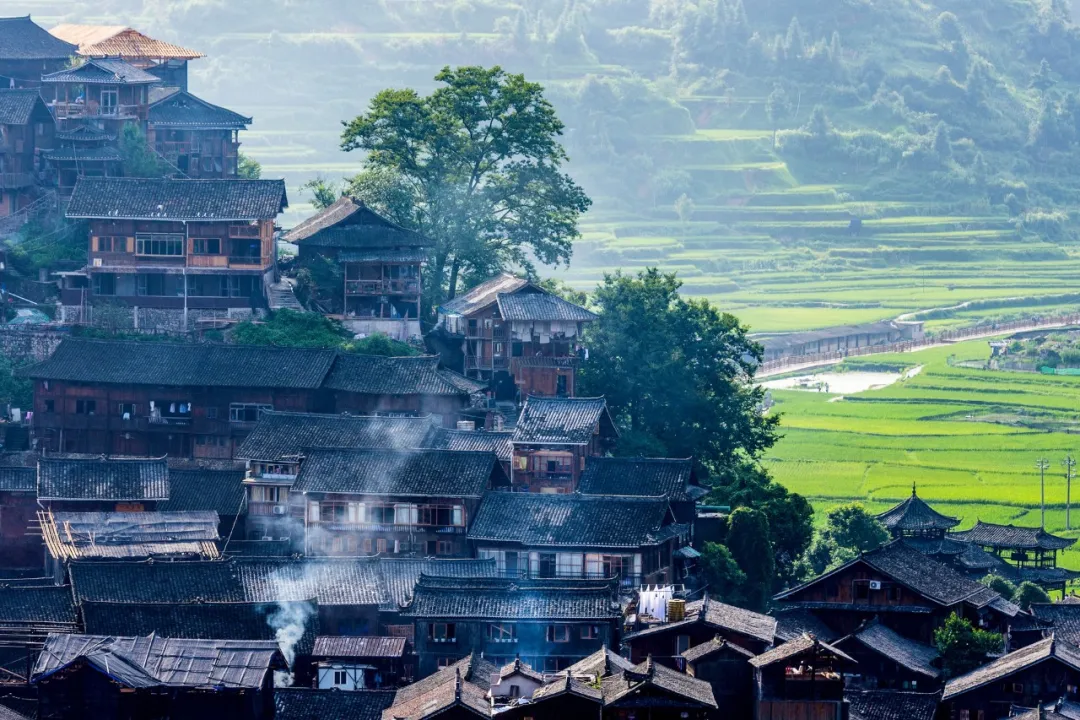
979;574;1017;599
822;502;889;554
1012;581;1051;610
301;176;340;210
294;254;344;313
700;541;747;604
341;65;591;307
349;332;420;357
237;153;262;179
726;507;774;611
536;278;588;306
231;309;351;348
118;123;166;178
0;353;33;410
934;612;1003;678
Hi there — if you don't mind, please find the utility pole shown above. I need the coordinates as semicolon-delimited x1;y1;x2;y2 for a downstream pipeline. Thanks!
1036;458;1050;529
1065;455;1077;530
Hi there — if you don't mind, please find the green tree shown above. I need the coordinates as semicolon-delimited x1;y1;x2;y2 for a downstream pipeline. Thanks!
822;502;889;554
537;277;588;306
340;66;591;308
700;542;747;605
726;507;774;611
806;105;832;138
674;193;695;226
231;309;351;348
0;352;32;410
1012;581;1051;610
237;153;262;179
118;123;166;178
933;122;952;160
765;84;792;147
350;332;420;357
1031;58;1055;91
301;176;340;210
979;574;1017;599
934;612;1003;678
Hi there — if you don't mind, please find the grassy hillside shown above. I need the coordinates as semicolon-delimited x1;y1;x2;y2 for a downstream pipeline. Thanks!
15;0;1080;331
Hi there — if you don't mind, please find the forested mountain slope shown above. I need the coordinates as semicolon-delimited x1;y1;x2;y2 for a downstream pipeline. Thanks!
15;0;1080;331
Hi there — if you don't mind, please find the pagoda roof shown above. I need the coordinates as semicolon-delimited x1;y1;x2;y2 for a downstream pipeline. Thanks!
875;485;959;532
951;520;1075;551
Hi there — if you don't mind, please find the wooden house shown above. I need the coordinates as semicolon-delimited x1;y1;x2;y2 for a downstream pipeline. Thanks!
35;456;169;513
0;89;53;216
578;457;706;527
951;520;1079;594
285;197;431;341
380;654;497;719
0;584;78;677
274;688;396;720
876;485;960;540
435;273;596;400
41;125;121;197
749;634;854;720
293;447;508;558
832;619;941;691
426;427;513;478
31;633;285;720
940;635;1080;720
159;467;247;538
147;90;250;178
311;636;405;690
64;176;287;328
844;690;939;720
0;16;76;89
681;636;755;720
469;492;687;590
401;575;620;677
490;658;546;702
772;541;1021;644
510;396;618;492
0;467;40;568
621;596;776;667
599;657;718;720
497;674;603;720
49;24;203;91
41;58;160;134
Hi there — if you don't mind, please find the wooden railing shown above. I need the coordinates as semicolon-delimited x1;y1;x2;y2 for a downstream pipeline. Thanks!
188;255;228;268
345;279;421;295
0;172;33;189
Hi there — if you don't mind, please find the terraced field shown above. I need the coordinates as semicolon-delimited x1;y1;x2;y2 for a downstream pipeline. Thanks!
765;338;1080;568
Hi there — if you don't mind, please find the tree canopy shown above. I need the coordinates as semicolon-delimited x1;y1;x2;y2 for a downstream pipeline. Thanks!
341;65;591;309
934;612;1003;678
230;309;417;355
726;507;775;611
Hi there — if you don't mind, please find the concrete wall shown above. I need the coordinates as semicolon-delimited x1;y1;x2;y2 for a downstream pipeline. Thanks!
60;305;263;332
0;325;68;363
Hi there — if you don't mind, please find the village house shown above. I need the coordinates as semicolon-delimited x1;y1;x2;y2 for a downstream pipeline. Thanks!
510;396;618;492
62;176;287;329
0;466;40;568
32;633;285;720
311;636;405;690
563;646;635;682
48;24;203;91
0;583;79;681
469;492;686;589
621;596;776;667
434;273;596;400
496;673;603;720
274;688;397;720
772;540;1020;644
951;520;1079;593
426;427;513;477
577;457;706;527
749;634;854;720
0;16;76;89
35;456;169;513
159;467;247;537
292;447;509;558
401;574;621;677
489;657;546;703
681;636;755;720
0;89;53;217
380;653;497;720
599;657;718;720
41;125;121;197
40;58;161;135
940;635;1080;719
844;690;940;720
832;618;942;691
285;197;431;341
147;89;250;178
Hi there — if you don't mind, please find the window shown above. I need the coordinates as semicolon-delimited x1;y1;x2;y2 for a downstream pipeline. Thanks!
192;238;221;255
430;623;456;642
509;685;521;698
44;400;54;413
537;553;557;578
437;657;456;669
546;625;570;643
95;236;124;252
437;540;453;555
100;89;118;114
376;538;387;554
362;538;373;554
230;403;272;422
369;505;395;524
676;635;691;654
333;670;347;685
489;623;516;642
75;400;96;415
206;407;218;419
92;274;116;296
887;585;902;601
250;486;282;503
581;625;599;640
853;581;870;601
118;403;136;418
135;233;184;256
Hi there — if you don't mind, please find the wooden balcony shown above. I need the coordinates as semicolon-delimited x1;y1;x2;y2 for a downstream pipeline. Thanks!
344;279;421;296
228;255;270;269
0;172;34;189
50;102;142;120
229;224;261;238
187;255;228;268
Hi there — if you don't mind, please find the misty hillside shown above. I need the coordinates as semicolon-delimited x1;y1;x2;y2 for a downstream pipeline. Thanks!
12;0;1080;331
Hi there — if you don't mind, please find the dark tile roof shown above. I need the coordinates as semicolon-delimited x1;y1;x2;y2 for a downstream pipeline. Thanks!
223;539;295;557
563;646;634;679
1032;604;1080;645
749;633;855;669
0;89;51;125
38;457;169;502
312;636;405;659
54;124;113;142
275;688;395;720
944;635;1080;700
0;16;77;60
44;511;220;560
578;457;696;501
159;468;245;517
50;24;203;60
70;556;498;611
469;492;674;548
66;177;287;221
0;467;34;492
324;355;484;396
496;292;596;322
41;57;160;84
0;585;76;624
400;575;619;620
951;520;1075;551
426;428;512;462
81;600;317;657
846;691;940;720
32;633;286;689
844;621;940;678
513;396;617;445
875;488;959;532
293;448;504;498
530;674;603;702
20;338;335;389
681;635;755;663
439;273;529;316
497;658;544;683
237;411;439;463
148;90;251;129
772;609;840;643
0;700;31;720
383;654;495;720
601;657;717;708
286;197;431;249
41;145;122;162
623;597;777;646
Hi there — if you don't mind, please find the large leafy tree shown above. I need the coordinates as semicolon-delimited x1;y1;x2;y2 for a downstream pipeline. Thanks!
341;66;591;309
934;612;1002;678
726;507;775;612
699;542;747;605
